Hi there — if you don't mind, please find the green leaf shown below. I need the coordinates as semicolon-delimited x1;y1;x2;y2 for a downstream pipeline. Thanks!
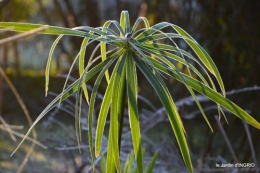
0;22;126;49
151;59;260;129
88;54;119;166
73;43;104;149
110;53;127;173
145;152;158;173
94;49;124;158
101;153;107;173
100;25;120;36
0;22;86;36
45;35;63;96
134;56;193;173
171;24;226;96
103;20;125;37
6;11;260;173
132;17;150;33
106;126;116;173
126;51;143;173
135;22;169;40
95;61;120;157
140;42;218;90
139;42;226;123
73;26;110;37
129;42;160;76
75;87;83;151
138;33;213;86
104;54;127;173
124;152;134;173
79;37;91;104
101;22;110;83
134;42;210;87
11;57;113;156
120;11;131;34
135;43;213;131
137;33;184;42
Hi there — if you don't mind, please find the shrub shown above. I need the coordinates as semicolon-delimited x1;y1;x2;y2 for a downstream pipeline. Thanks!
1;11;259;173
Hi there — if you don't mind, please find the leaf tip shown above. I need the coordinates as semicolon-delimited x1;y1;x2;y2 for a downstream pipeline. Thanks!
95;151;100;158
10;145;20;157
10;152;15;157
45;87;48;97
256;123;260;129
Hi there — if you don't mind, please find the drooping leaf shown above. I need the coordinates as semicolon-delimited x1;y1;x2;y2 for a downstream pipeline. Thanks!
79;37;91;104
132;17;150;33
135;43;213;131
45;35;63;96
134;56;193;173
151;59;260;129
171;24;225;96
11;57;113;156
87;54;119;166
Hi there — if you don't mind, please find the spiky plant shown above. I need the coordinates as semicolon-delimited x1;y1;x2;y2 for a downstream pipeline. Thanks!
1;11;259;173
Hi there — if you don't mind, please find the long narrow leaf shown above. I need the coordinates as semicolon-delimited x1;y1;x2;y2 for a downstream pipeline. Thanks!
79;37;91;104
140;42;226;122
137;33;185;42
134;56;193;173
45;35;63;96
95;62;120;157
106;126;116;173
126;51;143;173
71;43;102;147
129;42;161;76
171;24;225;96
134;43;210;87
0;22;86;36
145;152;158;173
136;43;213;131
94;50;124;158
126;52;143;173
88;55;119;165
103;20;125;37
140;43;217;89
110;53;127;173
120;11;130;34
74;38;95;146
101;22;110;83
132;17;150;34
73;26;110;37
135;22;170;40
101;153;107;173
151;59;260;129
11;58;113;156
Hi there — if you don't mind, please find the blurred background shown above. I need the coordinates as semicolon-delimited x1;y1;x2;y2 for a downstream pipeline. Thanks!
0;0;260;172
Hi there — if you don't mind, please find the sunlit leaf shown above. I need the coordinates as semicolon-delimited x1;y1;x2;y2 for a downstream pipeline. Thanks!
126;51;143;173
0;22;85;36
45;35;63;96
134;56;193;173
145;152;158;173
150;59;260;129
